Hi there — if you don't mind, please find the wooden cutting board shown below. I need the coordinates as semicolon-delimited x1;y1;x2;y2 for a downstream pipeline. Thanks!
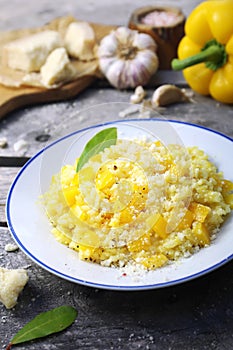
0;16;115;120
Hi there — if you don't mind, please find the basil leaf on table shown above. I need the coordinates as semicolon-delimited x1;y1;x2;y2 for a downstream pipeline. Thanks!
76;127;117;172
6;305;77;349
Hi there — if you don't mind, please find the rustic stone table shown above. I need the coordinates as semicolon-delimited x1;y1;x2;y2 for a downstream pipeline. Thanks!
1;1;233;349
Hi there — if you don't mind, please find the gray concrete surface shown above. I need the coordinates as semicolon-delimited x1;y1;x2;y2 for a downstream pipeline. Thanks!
1;1;233;350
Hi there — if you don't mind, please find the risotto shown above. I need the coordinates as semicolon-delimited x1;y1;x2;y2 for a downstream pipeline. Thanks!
42;134;233;271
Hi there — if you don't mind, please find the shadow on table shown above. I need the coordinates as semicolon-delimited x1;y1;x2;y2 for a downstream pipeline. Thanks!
71;261;233;349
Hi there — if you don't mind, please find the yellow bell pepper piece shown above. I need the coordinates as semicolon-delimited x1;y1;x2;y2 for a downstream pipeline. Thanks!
154;140;162;147
172;0;233;104
176;210;194;231
149;213;168;239
71;204;88;221
62;186;78;206
129;191;147;212
222;179;233;209
140;254;168;269
71;172;79;186
193;222;210;246
95;168;115;191
127;233;151;253
76;244;96;258
189;202;211;222
61;165;76;185
79;166;95;182
119;208;133;225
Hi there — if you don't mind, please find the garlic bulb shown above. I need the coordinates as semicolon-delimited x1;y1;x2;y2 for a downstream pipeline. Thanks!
97;27;159;89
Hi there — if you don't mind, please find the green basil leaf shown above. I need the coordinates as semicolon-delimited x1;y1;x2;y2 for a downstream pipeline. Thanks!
76;127;117;172
8;305;77;348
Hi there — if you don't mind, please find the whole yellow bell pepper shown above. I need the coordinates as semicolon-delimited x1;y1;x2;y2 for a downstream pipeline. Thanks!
172;0;233;104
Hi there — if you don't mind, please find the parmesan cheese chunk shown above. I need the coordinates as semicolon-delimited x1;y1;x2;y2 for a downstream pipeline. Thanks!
40;47;76;86
0;267;28;309
2;30;62;72
65;22;96;60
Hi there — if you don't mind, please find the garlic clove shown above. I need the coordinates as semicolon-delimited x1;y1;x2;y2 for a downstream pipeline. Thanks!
98;32;118;57
130;94;142;104
136;50;159;75
132;32;157;51
130;85;146;104
121;60;139;89
98;56;117;77
129;61;141;88
127;58;149;88
115;27;134;45
135;85;146;98
105;59;126;89
152;84;189;107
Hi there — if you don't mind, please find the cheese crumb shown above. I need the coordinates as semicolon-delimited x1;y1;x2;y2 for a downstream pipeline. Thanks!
40;47;76;87
0;267;29;309
4;243;19;252
13;139;28;154
2;30;62;72
65;22;96;60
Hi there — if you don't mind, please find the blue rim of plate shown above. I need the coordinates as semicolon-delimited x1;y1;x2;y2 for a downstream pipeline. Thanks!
6;119;233;291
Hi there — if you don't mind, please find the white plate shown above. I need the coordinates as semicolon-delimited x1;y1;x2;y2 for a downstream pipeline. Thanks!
6;119;233;290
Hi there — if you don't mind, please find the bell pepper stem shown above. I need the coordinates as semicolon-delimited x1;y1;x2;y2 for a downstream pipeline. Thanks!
172;41;227;71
